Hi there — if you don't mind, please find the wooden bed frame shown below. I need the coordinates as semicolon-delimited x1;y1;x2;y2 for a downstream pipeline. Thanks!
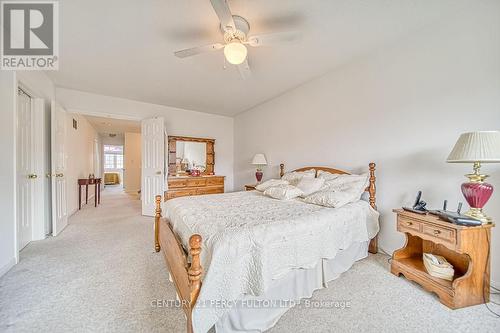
154;163;377;332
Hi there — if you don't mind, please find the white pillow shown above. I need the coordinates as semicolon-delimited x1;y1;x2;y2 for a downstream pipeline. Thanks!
304;173;370;208
264;184;304;200
322;173;369;197
302;190;356;208
317;170;341;181
296;177;325;197
281;169;316;186
255;179;289;192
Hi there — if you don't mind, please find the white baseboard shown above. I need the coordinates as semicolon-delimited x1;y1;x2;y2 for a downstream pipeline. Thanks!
0;257;16;277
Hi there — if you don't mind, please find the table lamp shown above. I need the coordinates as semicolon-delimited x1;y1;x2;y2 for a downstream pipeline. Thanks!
447;131;500;223
251;153;267;183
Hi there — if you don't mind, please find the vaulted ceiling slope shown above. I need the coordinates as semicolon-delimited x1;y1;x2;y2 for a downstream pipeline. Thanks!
47;0;474;116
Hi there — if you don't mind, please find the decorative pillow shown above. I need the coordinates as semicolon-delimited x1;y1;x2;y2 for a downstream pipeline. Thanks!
255;179;289;192
304;173;370;208
264;184;304;200
322;173;369;197
281;169;316;186
296;177;325;197
302;190;355;208
317;170;341;181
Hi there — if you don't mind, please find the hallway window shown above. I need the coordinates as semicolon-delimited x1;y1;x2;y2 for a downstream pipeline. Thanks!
104;145;124;169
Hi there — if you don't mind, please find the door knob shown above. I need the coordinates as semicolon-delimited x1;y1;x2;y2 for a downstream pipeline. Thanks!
56;173;64;177
156;171;162;175
46;173;52;178
28;174;38;179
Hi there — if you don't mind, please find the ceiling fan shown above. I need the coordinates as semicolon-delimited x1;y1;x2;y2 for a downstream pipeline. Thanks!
173;0;299;79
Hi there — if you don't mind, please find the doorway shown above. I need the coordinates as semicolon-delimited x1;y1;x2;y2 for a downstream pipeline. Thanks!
83;115;142;198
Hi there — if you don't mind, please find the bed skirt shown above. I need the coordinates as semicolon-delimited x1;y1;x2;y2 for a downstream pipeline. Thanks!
214;240;369;332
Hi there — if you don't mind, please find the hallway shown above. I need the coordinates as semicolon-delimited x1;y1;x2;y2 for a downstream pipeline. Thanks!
0;188;184;332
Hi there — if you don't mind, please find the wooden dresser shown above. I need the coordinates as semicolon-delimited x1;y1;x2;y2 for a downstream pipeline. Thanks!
165;175;225;200
391;209;494;309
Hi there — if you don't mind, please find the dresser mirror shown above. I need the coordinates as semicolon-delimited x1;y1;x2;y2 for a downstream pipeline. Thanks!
168;136;215;176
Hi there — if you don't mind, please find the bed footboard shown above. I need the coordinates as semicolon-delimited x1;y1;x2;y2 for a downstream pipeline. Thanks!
154;195;202;333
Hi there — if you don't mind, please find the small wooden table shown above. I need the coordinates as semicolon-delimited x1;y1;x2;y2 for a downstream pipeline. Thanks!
78;178;102;210
244;184;257;191
391;209;494;309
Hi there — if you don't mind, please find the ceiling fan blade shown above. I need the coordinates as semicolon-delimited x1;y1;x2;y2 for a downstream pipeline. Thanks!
246;31;300;47
210;0;236;32
237;58;251;80
174;43;224;58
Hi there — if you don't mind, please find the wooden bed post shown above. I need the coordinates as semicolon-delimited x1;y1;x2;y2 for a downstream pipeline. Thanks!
368;163;376;210
155;195;162;252
368;162;378;254
280;163;285;178
153;198;203;332
188;235;203;305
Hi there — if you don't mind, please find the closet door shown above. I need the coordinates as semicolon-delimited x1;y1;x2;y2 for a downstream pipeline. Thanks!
51;101;68;236
16;89;34;250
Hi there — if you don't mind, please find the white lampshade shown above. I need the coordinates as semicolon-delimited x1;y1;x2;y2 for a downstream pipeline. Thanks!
447;131;500;163
251;153;267;165
224;41;247;65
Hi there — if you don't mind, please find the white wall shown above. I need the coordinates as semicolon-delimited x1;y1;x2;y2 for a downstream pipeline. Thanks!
0;72;17;276
101;134;125;146
56;88;235;191
66;113;100;215
234;8;500;285
124;132;141;192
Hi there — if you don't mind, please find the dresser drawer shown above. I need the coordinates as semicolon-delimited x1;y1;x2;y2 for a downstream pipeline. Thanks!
422;224;456;245
168;179;188;188
197;186;224;195
186;178;207;187
397;215;421;233
167;188;197;199
206;177;224;186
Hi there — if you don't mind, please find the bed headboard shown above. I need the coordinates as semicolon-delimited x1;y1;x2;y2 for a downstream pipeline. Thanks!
279;163;377;210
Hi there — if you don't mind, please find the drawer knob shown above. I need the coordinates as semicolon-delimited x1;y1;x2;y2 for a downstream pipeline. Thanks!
433;230;441;235
406;222;412;226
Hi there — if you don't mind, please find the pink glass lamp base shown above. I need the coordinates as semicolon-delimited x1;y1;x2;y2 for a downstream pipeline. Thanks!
461;181;493;223
255;171;263;183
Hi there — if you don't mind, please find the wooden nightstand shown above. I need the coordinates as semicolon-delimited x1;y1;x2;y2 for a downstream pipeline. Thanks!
391;209;494;309
244;184;257;191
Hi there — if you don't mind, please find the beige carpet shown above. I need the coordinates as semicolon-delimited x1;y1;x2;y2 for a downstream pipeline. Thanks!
1;187;499;332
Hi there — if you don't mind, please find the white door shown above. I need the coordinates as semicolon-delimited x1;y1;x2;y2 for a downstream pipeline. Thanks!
141;117;165;216
32;98;47;240
16;89;34;250
51;101;68;236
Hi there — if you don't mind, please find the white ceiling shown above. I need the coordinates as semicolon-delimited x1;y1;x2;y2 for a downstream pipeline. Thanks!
85;115;140;134
48;0;471;116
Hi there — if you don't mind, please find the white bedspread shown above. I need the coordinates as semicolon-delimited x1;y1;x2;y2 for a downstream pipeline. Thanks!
165;191;379;333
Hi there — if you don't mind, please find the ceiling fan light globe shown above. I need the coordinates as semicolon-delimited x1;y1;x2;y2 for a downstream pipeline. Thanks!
224;41;247;65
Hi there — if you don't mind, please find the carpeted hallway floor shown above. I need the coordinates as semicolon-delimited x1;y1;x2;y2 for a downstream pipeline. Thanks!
1;187;499;332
